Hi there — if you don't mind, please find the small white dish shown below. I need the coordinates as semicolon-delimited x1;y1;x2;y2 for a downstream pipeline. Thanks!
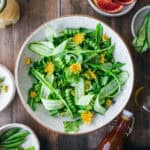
0;64;16;112
131;5;150;37
0;123;40;150
88;0;137;17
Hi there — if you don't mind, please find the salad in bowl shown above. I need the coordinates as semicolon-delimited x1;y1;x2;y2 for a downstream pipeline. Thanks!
15;16;134;134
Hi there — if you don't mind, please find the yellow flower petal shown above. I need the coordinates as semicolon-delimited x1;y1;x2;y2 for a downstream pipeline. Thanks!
105;99;112;108
73;33;84;45
30;91;37;98
87;70;96;80
24;56;31;65
70;63;81;74
1;85;8;92
100;53;105;64
85;80;91;91
81;111;93;125
102;34;109;42
44;62;54;75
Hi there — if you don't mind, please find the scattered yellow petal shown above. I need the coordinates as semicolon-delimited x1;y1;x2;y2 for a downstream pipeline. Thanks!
87;70;97;80
24;56;31;65
105;99;112;108
100;53;105;64
2;85;8;92
44;62;54;75
85;80;91;91
102;34;109;42
70;63;81;74
81;111;93;125
30;91;37;98
134;86;145;107
73;33;84;45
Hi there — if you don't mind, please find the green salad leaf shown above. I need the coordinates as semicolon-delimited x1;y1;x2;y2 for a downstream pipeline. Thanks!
63;120;82;133
26;24;129;133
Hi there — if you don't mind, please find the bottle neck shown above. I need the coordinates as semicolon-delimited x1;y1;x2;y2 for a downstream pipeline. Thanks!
113;115;130;138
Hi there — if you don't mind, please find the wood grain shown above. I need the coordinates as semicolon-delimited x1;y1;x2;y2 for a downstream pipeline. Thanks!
0;0;59;150
0;0;150;149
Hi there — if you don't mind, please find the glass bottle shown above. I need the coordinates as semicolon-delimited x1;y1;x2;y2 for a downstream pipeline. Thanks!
0;0;20;28
98;110;134;150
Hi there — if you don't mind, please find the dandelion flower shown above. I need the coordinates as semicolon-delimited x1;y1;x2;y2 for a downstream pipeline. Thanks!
44;62;54;75
70;63;81;74
30;91;37;98
81;111;93;125
73;33;84;45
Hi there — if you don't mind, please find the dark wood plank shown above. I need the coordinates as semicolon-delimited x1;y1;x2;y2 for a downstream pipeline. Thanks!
0;0;59;150
60;0;112;24
0;0;150;150
60;0;150;149
0;27;14;125
59;1;114;150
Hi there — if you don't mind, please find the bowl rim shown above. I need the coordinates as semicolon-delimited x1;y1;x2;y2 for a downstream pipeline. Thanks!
88;0;137;17
131;5;150;37
15;14;135;135
0;123;40;150
0;64;16;112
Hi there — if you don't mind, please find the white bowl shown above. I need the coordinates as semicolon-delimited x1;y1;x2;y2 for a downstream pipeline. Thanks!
88;0;137;17
0;123;40;150
0;64;16;112
131;6;150;37
15;15;134;135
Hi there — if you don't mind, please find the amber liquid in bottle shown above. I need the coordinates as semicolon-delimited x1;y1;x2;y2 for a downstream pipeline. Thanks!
98;111;133;150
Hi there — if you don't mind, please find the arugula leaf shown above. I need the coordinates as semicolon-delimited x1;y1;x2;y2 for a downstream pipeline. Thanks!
68;45;115;55
24;146;35;150
63;120;82;133
30;69;74;117
49;109;59;116
27;98;37;111
96;23;103;43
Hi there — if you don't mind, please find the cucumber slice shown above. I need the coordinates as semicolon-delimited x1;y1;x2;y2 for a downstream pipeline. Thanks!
147;13;150;47
41;98;64;110
0;0;6;12
99;72;128;99
94;95;106;114
76;94;94;106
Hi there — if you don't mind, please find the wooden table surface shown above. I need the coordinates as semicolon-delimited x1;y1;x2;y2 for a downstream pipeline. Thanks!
0;0;150;150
